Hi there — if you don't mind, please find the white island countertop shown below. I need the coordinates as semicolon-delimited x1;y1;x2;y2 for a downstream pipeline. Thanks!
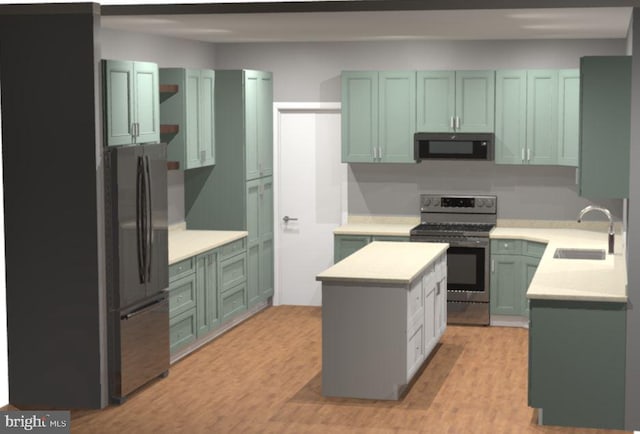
491;227;627;303
168;226;248;264
316;241;448;285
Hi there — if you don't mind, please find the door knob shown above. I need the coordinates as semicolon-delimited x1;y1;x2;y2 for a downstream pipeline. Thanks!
282;216;298;223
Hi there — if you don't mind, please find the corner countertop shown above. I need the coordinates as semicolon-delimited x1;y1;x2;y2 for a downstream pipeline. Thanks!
316;241;448;285
168;224;248;264
491;227;627;303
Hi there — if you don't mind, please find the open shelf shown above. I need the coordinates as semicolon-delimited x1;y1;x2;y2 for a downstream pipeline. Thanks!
159;84;179;94
160;124;179;134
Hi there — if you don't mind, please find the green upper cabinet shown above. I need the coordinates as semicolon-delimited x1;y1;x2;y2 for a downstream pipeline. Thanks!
557;70;580;166
417;70;494;133
416;71;455;132
341;71;415;163
495;69;579;166
103;59;160;146
580;56;631;199
495;70;527;164
245;70;273;180
159;68;215;170
527;70;558;165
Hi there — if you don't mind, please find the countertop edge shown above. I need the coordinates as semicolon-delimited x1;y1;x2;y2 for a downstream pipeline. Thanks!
169;231;248;264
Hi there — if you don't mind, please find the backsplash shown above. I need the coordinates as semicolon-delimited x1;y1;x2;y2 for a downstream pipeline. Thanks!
347;161;624;221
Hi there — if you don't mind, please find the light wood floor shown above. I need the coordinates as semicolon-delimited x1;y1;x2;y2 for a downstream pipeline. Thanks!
71;306;630;434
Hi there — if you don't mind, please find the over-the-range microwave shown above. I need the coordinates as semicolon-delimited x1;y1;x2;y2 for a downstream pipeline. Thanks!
414;132;494;161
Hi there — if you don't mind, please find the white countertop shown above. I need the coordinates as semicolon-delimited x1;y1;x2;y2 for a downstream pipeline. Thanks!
316;241;448;285
491;228;627;303
169;228;248;264
333;223;415;237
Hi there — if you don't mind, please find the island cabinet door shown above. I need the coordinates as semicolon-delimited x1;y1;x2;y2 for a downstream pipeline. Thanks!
422;267;438;355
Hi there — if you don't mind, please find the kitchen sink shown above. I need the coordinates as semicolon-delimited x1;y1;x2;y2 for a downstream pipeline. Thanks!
553;248;606;260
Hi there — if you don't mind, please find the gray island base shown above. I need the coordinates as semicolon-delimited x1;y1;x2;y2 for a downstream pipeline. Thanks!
316;241;448;400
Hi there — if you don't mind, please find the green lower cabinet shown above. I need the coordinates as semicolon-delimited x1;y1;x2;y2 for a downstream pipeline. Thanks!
334;234;409;263
490;239;546;319
169;238;249;357
221;282;248;322
490;255;524;316
529;299;626;430
334;235;371;263
196;250;219;337
168;273;197;317
169;308;197;354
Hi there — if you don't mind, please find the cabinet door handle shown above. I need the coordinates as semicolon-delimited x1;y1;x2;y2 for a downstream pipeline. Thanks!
527;149;531;162
521;148;525;162
491;259;495;273
378;146;383;161
372;147;377;160
455;116;460;130
450;116;455;130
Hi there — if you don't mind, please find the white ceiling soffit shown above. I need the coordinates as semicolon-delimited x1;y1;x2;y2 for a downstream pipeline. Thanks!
100;7;633;43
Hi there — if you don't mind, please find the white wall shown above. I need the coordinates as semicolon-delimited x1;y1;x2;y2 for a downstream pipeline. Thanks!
215;38;626;221
101;28;217;225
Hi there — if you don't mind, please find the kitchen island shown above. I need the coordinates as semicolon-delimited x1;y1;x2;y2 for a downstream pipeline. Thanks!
316;241;448;400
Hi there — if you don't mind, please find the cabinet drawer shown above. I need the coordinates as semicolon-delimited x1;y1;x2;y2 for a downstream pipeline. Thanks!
407;323;425;381
371;235;410;242
169;274;197;317
491;239;522;255
221;282;248;321
523;241;547;259
219;238;246;261
169;308;197;354
220;253;247;292
169;258;195;281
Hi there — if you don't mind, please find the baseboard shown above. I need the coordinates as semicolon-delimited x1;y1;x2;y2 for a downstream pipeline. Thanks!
490;315;529;328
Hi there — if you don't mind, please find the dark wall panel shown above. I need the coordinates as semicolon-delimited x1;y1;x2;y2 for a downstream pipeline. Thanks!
0;6;103;408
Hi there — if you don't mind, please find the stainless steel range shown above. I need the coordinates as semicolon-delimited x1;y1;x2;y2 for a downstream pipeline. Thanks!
410;194;497;326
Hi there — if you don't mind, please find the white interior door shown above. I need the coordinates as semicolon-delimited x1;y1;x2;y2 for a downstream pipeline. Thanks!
275;103;344;306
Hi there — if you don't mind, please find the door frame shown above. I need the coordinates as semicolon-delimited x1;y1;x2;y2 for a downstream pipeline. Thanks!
273;102;343;306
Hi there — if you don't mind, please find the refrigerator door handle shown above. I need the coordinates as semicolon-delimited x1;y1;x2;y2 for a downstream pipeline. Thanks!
136;156;146;284
144;155;153;283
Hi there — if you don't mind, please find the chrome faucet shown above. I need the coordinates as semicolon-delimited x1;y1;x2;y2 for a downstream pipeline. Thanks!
577;205;615;254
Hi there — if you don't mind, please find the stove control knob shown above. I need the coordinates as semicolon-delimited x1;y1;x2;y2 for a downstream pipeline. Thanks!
476;199;485;207
423;198;431;207
485;199;495;208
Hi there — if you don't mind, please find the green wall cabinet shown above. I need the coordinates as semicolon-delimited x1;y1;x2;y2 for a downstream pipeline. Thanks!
169;238;248;357
495;69;579;166
185;69;274;310
341;71;416;163
159;68;215;170
490;239;545;318
103;59;160;146
245;70;273;180
417;70;495;133
579;56;631;199
334;234;410;263
529;300;626;429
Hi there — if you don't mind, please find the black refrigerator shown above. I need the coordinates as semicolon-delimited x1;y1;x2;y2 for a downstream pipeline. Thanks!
105;142;169;403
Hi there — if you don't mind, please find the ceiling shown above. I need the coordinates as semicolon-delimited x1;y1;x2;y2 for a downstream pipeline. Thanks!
100;7;633;43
